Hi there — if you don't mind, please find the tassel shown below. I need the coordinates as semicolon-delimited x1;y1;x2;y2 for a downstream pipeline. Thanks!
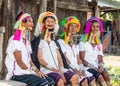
106;81;111;86
42;26;45;31
60;32;65;38
101;81;107;86
19;21;22;30
64;32;68;44
13;29;21;41
14;21;20;29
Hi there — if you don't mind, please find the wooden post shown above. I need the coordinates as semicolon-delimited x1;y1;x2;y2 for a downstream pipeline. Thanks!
47;0;57;14
40;0;47;12
117;12;120;46
92;0;98;17
0;26;5;79
0;0;3;26
0;0;2;9
54;0;57;14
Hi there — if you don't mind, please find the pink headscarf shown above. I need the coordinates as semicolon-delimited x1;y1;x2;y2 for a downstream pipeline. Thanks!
13;13;31;41
84;17;104;34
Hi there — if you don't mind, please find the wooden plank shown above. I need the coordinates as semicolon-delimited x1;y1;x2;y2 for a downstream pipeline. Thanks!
0;80;27;86
57;2;90;11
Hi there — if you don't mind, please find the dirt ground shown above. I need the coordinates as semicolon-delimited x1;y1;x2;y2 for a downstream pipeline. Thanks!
104;54;120;67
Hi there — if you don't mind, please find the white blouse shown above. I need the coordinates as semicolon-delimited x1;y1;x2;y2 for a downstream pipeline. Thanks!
38;40;59;74
5;35;33;80
58;39;93;77
79;42;104;69
57;39;79;69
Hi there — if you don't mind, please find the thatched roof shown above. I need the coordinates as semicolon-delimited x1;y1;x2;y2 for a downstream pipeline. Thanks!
98;0;120;8
88;0;120;11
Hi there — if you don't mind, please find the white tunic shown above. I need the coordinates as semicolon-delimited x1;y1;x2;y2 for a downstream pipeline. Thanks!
58;39;93;77
57;39;79;68
5;35;33;80
38;40;59;74
79;41;104;70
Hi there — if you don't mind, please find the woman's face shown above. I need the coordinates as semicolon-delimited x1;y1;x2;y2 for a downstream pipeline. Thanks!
23;17;34;31
91;22;100;34
68;23;78;35
44;17;55;30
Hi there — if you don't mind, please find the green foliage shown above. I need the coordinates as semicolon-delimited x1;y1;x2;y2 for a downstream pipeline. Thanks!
116;0;120;2
106;66;120;86
100;11;120;21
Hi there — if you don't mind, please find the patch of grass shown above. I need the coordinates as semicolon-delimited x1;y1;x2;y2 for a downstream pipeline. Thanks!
105;66;120;86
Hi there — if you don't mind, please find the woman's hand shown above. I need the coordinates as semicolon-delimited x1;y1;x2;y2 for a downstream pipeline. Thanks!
51;67;66;84
36;70;47;78
50;67;59;72
80;70;86;77
98;67;104;73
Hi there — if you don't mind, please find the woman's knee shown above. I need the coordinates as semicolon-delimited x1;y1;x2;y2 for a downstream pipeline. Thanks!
57;78;64;86
81;78;88;86
70;74;79;84
98;75;104;82
102;71;110;81
89;78;96;86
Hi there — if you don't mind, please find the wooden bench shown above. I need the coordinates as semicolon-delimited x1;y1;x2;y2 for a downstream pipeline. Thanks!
0;80;27;86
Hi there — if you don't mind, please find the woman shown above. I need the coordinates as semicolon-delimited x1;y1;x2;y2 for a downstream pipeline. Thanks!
5;11;54;86
34;12;79;86
79;17;111;86
57;16;96;86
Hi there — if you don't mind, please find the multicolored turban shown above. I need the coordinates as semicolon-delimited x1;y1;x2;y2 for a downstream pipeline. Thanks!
80;17;104;44
84;17;104;34
61;16;80;32
60;16;80;44
13;12;31;41
34;11;59;37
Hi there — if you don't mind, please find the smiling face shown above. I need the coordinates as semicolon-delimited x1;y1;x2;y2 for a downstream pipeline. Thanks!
43;17;55;30
90;21;100;34
23;17;34;31
68;23;78;35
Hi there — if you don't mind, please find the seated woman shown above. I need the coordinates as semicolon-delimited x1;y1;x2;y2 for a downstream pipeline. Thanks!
5;11;54;86
34;12;79;86
79;17;111;86
57;16;96;86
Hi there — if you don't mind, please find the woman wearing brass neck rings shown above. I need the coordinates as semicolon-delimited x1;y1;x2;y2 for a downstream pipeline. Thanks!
5;11;54;86
34;12;79;86
57;16;96;86
79;17;111;86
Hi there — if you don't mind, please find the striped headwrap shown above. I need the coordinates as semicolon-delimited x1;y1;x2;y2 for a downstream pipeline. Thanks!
60;16;80;44
13;12;31;41
34;11;59;37
80;17;103;44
